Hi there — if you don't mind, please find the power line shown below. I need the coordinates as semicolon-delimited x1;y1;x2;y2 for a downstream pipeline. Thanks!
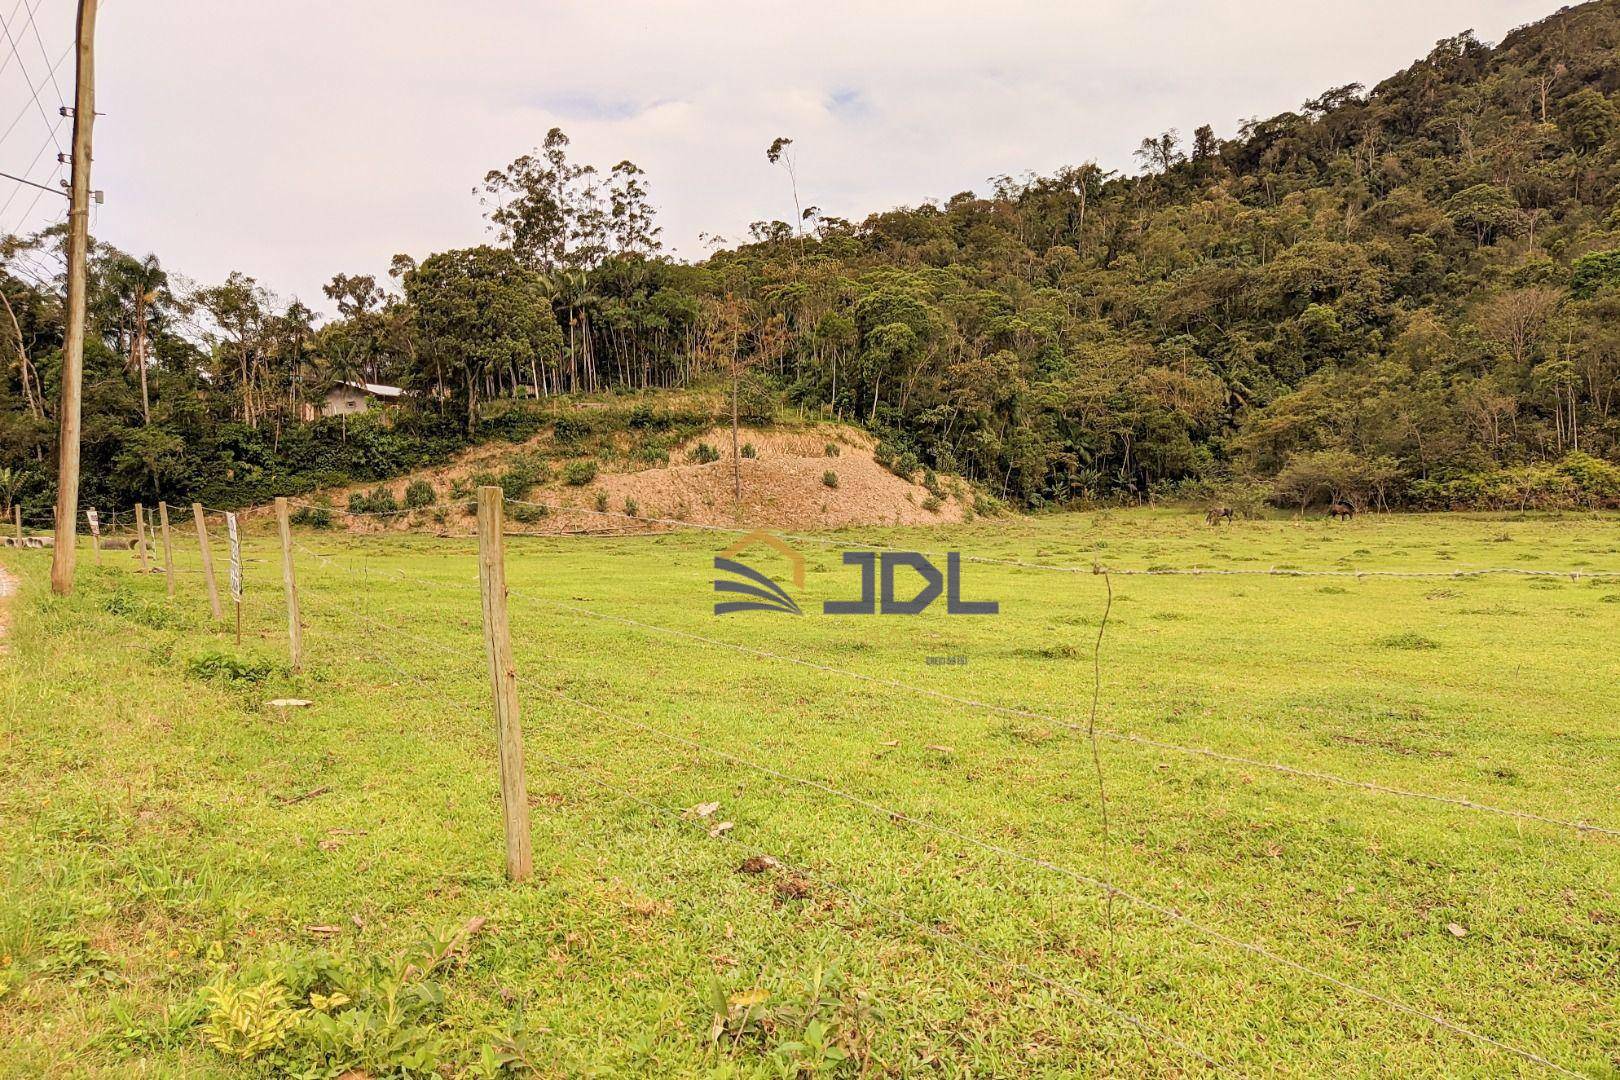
0;8;62;158
0;34;67;151
19;0;63;112
0;115;66;220
0;166;63;195
0;0;28;82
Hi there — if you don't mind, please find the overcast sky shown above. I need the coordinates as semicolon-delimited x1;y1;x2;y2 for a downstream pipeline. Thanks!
2;0;1558;314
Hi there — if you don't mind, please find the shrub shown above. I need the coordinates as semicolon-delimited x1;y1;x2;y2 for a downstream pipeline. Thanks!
594;490;609;512
688;442;721;465
563;460;598;486
553;416;592;445
508;502;547;525
623;496;639;517
403;479;435;509
347;487;398;515
498;459;548;502
196;923;480;1074
290;505;333;529
740;442;757;459
822;470;839;489
633;431;674;464
627;403;658;429
921;494;942;513
187;649;275;684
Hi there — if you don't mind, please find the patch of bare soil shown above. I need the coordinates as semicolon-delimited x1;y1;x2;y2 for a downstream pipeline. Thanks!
287;422;972;535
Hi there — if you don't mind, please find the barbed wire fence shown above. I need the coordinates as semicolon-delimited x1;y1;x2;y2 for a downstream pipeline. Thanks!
34;486;1618;1074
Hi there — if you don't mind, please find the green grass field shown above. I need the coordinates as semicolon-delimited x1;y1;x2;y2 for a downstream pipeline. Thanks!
2;509;1618;1077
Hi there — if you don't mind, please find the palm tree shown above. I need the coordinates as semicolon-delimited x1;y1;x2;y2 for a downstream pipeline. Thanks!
106;254;167;424
0;466;20;516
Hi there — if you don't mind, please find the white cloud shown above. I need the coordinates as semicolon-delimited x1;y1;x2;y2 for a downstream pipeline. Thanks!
1;0;1556;312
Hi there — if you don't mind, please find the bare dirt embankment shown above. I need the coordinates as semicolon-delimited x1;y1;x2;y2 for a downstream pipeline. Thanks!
284;422;975;534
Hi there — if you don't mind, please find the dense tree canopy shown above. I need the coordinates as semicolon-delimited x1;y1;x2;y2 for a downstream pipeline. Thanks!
6;1;1620;517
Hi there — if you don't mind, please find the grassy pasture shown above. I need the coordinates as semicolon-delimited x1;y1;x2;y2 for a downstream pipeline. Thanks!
1;509;1618;1077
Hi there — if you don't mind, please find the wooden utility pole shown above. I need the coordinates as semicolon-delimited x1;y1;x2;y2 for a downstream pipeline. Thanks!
11;505;19;542
158;502;175;597
48;0;99;595
193;503;222;620
275;498;303;671
476;486;532;882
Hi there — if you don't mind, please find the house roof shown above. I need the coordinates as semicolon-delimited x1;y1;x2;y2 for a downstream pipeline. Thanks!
334;380;404;398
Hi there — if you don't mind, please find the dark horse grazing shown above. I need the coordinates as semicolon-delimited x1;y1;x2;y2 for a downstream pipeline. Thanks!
1329;500;1356;521
1206;506;1235;526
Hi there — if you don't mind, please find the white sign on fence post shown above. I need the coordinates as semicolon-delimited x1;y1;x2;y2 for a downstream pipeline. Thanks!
85;508;101;564
225;513;242;601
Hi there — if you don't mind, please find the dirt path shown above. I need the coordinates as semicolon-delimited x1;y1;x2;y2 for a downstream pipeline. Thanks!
0;562;16;654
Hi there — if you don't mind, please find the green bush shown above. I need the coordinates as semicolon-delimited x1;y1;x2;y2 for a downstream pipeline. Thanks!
688;442;721;465
824;442;841;458
822;470;839;489
187;649;274;684
347;487;398;515
633;437;672;465
563;460;598;486
289;505;333;529
508;502;547;525
624;496;639;517
594;490;609;512
403;479;435;509
498;458;548;502
553;416;592;446
921;494;942;513
740;442;757;459
197;924;481;1074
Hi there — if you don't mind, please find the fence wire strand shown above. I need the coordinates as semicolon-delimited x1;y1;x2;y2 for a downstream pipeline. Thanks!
284;548;1589;1077
286;582;1217;1070
286;540;1619;840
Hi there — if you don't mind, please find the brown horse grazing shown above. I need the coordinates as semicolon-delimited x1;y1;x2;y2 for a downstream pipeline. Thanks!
1329;500;1356;521
1206;506;1235;526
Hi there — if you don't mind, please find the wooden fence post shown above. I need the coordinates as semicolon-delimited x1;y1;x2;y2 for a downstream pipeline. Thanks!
11;504;19;542
194;503;223;620
158;501;175;597
476;485;533;883
134;502;149;571
275;498;304;671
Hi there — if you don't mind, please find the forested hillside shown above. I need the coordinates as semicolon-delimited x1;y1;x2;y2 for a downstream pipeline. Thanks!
6;0;1620;517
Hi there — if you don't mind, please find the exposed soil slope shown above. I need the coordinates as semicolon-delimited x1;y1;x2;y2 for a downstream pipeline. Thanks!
288;422;973;534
